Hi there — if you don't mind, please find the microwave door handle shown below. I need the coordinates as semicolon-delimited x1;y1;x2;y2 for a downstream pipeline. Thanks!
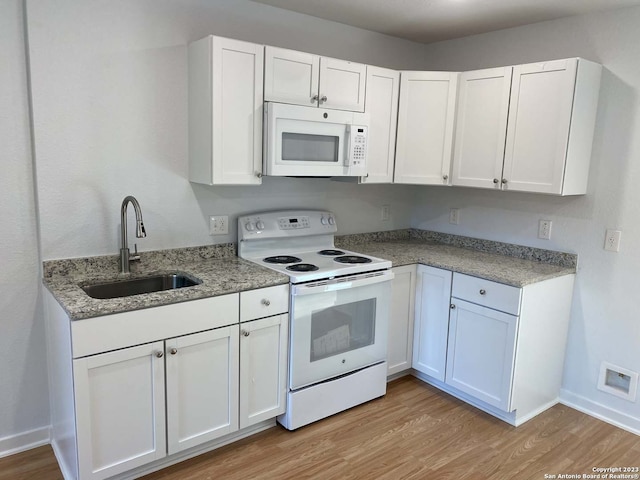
344;124;352;167
292;271;395;297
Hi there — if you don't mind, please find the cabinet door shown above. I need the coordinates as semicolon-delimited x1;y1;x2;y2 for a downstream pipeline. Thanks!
446;299;518;411
240;314;289;428
387;265;416;375
502;58;577;194
264;46;320;107
319;57;367;112
188;36;263;185
413;266;452;381
395;72;458;185
452;67;512;189
166;326;239;454
361;66;400;184
73;342;166;480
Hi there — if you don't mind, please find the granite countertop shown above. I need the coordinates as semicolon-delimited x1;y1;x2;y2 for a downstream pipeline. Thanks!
43;244;289;321
335;230;577;288
44;230;577;321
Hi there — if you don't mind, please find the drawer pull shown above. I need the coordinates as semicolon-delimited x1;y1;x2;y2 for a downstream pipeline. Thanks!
261;299;271;307
479;289;486;295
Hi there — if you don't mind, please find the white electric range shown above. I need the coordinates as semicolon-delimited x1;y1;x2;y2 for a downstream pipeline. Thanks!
238;210;394;430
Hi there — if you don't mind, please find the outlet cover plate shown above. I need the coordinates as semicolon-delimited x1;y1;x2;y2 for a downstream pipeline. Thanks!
538;220;552;240
449;208;460;225
604;229;621;252
209;215;229;235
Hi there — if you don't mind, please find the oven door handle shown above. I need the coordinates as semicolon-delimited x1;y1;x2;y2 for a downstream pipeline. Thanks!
292;270;394;296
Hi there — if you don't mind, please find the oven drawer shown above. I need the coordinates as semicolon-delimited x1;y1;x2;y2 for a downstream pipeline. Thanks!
240;284;289;322
452;273;521;315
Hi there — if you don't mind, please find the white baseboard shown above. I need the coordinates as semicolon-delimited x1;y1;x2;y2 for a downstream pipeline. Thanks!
0;426;51;459
560;389;640;436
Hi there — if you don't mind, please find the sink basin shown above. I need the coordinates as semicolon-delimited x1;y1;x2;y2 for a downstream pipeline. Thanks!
81;274;201;299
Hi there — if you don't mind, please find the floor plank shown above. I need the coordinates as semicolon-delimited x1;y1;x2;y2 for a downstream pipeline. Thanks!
1;377;638;480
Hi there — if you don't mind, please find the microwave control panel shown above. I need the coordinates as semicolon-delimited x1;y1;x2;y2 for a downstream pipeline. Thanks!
349;125;367;174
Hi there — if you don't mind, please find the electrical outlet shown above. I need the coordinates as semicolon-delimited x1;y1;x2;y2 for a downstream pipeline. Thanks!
538;220;552;240
209;215;229;235
604;229;621;252
449;208;460;225
381;205;391;221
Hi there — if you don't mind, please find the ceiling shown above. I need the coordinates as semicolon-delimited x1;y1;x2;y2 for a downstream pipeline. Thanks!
250;0;640;44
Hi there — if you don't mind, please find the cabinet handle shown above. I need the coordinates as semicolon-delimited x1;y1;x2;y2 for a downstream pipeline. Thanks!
479;289;486;295
450;304;456;309
242;330;250;337
170;348;178;355
255;171;262;178
261;299;271;306
501;178;508;184
320;95;327;104
493;178;499;184
311;94;319;103
443;174;448;181
155;351;164;358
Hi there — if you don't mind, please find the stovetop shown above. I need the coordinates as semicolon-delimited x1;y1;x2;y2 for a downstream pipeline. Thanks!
237;210;391;283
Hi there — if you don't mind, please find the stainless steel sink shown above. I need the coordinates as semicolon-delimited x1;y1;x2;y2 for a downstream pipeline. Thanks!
81;273;202;299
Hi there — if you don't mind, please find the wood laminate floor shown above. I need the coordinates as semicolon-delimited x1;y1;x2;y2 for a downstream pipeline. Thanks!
1;376;639;480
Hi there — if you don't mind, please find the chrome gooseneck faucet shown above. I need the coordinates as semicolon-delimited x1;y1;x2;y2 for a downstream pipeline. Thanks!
120;195;146;274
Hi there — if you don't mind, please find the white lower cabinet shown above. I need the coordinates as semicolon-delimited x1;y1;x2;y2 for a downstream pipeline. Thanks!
387;265;417;375
445;299;517;411
73;342;167;480
48;285;290;480
239;314;288;428
166;327;240;454
412;265;452;381
411;269;575;426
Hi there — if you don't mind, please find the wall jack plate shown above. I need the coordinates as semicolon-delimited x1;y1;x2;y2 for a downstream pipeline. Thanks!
210;215;229;235
449;208;460;225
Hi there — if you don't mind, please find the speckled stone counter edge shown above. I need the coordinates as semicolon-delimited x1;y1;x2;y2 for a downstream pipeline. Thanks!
43;243;237;278
335;229;577;269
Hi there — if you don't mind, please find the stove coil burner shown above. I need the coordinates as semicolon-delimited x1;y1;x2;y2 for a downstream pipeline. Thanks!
264;255;302;264
286;263;320;272
334;255;373;264
318;249;345;256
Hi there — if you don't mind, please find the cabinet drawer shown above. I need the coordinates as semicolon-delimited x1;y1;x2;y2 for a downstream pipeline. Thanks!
452;273;521;315
240;284;289;322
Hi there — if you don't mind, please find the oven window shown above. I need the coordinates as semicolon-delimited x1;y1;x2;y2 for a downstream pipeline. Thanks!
281;133;339;162
309;298;376;362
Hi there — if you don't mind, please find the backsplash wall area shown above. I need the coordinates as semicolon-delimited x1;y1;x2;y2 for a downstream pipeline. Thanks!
27;0;430;261
415;6;640;432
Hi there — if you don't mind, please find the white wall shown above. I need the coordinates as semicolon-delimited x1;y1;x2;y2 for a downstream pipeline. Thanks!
417;6;640;431
26;0;428;260
0;0;50;452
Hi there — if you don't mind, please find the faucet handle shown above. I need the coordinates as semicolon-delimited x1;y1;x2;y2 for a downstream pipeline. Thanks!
130;243;141;262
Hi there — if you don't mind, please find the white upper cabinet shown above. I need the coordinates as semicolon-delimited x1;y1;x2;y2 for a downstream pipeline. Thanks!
264;46;366;112
361;66;400;184
394;71;458;185
452;58;601;195
503;58;601;195
452;67;513;189
264;47;319;107
188;36;264;185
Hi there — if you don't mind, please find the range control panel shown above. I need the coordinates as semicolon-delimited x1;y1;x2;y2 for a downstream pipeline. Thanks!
238;210;337;240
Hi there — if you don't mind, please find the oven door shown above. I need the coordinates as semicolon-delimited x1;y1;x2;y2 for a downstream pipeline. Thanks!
289;270;393;390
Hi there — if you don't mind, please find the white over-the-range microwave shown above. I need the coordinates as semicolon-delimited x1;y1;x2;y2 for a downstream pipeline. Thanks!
263;102;369;177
